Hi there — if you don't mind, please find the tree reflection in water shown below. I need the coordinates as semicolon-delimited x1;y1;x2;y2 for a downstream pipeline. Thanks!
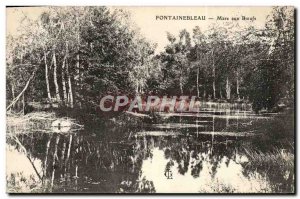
7;126;294;193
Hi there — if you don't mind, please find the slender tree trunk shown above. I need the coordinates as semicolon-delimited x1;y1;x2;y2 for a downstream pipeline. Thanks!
196;66;200;97
76;15;82;90
61;43;68;104
66;60;74;108
203;80;207;99
22;93;25;115
76;53;80;84
219;85;223;99
62;59;67;104
136;80;139;94
212;49;216;99
42;136;52;184
196;49;200;98
225;52;231;100
11;84;15;109
65;135;73;173
51;135;60;189
236;71;240;100
52;48;61;103
12;84;15;99
180;75;183;95
226;76;231;100
76;15;81;108
60;140;66;170
43;49;52;104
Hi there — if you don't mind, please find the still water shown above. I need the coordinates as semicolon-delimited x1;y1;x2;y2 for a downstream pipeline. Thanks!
6;107;294;193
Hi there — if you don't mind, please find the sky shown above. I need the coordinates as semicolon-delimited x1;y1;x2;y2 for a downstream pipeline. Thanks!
6;6;274;53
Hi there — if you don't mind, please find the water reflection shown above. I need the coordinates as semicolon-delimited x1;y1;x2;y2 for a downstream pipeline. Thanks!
6;145;43;192
139;139;266;193
6;109;294;193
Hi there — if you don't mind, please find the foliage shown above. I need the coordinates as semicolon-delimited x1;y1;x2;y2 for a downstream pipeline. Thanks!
6;6;294;113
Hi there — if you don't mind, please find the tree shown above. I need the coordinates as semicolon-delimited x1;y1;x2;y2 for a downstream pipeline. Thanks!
160;30;191;95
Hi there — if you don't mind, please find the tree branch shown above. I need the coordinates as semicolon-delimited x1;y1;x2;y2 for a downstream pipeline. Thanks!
6;70;36;111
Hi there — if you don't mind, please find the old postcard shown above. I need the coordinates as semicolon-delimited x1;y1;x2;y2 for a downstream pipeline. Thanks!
6;6;295;194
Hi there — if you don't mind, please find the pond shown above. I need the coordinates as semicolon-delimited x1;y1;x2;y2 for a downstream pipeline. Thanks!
6;107;294;193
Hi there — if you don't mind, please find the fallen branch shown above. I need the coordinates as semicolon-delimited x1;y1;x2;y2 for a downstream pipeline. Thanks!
11;135;42;181
7;70;36;111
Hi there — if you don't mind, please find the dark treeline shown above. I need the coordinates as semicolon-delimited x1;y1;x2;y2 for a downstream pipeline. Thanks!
6;6;294;113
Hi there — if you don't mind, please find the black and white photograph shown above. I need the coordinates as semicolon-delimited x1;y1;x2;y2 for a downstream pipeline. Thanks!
5;6;295;194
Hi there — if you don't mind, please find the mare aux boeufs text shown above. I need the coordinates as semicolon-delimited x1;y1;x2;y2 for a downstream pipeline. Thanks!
217;16;257;21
